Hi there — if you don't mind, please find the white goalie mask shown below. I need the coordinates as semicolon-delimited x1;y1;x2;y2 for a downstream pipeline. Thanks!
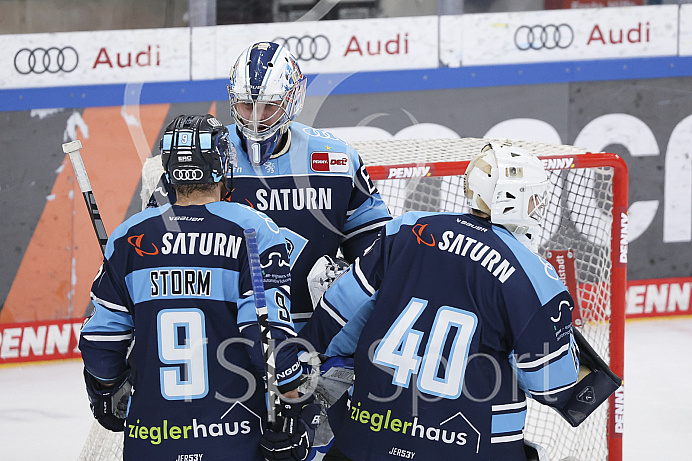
464;142;549;248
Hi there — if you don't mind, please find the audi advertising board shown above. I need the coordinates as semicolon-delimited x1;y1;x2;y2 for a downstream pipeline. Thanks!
678;4;692;56
0;28;190;89
453;5;678;66
191;16;439;79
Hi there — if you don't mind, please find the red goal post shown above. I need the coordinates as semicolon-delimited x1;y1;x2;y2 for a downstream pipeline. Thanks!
354;137;627;461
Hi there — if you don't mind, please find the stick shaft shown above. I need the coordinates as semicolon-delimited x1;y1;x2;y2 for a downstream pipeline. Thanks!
62;140;108;256
243;228;280;425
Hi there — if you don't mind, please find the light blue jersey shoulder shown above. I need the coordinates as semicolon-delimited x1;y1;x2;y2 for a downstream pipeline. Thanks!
205;201;284;253
493;224;568;306
228;122;360;177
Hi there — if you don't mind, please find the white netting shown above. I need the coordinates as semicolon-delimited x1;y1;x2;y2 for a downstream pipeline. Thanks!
78;421;123;460
354;137;617;461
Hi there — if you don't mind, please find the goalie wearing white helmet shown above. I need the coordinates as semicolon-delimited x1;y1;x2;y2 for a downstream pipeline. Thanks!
299;142;621;461
464;141;548;253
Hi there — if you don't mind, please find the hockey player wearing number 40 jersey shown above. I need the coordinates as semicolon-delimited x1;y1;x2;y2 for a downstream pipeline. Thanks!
300;143;621;460
80;115;317;461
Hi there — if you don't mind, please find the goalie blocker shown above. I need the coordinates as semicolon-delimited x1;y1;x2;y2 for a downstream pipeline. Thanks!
557;327;622;427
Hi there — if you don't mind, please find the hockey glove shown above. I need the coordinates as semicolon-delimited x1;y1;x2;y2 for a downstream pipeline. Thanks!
554;328;622;427
260;395;322;461
84;368;132;432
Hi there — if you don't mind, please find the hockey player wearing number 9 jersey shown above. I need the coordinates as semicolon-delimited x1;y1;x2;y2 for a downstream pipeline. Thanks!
300;143;621;460
79;115;307;461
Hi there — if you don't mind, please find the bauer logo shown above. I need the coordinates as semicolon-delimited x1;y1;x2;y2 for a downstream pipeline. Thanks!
311;152;349;173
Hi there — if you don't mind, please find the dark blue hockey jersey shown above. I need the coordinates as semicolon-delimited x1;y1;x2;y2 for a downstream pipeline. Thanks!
300;212;580;460
148;123;391;330
228;123;391;329
79;202;302;461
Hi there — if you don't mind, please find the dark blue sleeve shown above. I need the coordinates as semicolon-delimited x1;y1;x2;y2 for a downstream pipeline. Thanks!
340;155;391;261
300;231;388;354
79;259;134;382
509;291;580;408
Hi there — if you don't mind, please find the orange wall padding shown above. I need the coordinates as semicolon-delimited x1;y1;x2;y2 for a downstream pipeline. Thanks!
1;104;172;323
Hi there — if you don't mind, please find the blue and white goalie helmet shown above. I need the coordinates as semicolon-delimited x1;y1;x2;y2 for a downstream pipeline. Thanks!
228;42;307;165
464;141;549;245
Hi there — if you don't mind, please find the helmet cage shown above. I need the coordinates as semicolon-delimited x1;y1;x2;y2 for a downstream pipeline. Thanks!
227;42;306;165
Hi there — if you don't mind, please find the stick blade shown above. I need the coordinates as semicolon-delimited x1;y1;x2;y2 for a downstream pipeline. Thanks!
62;140;83;154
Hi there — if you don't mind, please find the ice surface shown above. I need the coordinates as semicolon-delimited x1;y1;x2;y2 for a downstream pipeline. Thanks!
1;318;690;460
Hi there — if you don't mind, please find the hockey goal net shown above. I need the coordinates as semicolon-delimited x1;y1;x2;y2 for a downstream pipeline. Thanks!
356;137;627;461
79;137;626;461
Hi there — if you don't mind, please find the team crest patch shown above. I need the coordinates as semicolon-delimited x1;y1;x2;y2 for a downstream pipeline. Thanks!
311;152;349;173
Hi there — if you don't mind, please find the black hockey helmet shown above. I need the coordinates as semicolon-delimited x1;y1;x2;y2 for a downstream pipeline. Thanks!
160;114;235;187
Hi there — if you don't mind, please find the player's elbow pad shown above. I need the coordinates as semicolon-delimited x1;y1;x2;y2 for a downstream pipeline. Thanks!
554;329;622;427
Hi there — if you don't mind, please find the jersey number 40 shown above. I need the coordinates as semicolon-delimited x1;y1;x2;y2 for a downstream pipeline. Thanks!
373;298;478;400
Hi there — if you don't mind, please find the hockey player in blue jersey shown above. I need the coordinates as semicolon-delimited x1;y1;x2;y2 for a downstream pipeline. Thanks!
300;142;622;460
143;41;391;333
80;114;320;461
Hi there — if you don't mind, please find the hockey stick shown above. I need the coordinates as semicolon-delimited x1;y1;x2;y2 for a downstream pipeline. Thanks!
244;228;280;427
62;140;108;256
63;140;124;459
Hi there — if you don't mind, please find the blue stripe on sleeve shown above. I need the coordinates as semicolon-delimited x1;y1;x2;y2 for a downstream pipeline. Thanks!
81;301;134;334
513;348;579;393
491;409;527;435
324;269;375;320
342;195;390;233
325;294;377;357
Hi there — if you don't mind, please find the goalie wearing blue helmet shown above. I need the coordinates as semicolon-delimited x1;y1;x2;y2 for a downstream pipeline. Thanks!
143;42;391;333
300;142;622;461
227;41;391;331
80;114;319;460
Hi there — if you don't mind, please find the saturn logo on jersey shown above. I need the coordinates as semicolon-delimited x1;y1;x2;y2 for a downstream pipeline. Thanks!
311;152;349;173
412;224;436;247
128;234;160;257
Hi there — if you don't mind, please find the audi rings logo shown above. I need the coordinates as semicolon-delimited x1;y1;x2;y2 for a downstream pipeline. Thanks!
172;168;204;181
273;35;330;61
514;24;574;51
14;47;79;75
